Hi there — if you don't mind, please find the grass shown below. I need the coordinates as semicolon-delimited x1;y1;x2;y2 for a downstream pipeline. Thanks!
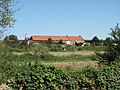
42;61;99;69
49;50;95;56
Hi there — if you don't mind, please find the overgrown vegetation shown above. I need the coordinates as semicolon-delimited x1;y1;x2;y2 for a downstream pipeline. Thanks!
7;62;120;90
96;24;120;63
0;41;120;90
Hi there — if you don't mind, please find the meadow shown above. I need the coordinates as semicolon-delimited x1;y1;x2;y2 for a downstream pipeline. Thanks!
0;43;120;90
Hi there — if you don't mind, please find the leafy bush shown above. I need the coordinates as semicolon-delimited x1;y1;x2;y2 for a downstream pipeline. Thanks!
65;45;78;51
11;64;73;90
69;66;100;90
0;53;30;84
32;44;49;57
97;61;120;90
0;42;10;56
1;57;119;90
47;44;63;52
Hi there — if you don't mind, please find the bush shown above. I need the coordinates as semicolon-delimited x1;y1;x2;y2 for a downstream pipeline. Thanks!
68;66;100;90
65;45;77;51
3;61;120;90
32;44;49;57
97;62;120;90
47;44;63;52
10;64;73;90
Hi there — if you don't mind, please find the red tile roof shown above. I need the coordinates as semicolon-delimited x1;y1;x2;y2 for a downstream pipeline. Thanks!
31;35;84;41
31;36;50;40
50;36;69;41
68;36;84;41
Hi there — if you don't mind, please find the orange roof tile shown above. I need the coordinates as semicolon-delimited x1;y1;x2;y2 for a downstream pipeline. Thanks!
31;36;50;40
68;36;84;41
31;35;84;41
50;36;69;41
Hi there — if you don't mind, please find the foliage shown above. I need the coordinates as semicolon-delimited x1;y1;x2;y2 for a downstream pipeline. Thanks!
47;44;63;52
69;66;100;90
92;36;99;46
48;37;52;44
96;24;120;63
97;61;120;90
4;34;18;41
59;39;63;44
80;46;106;51
11;64;72;90
10;64;98;90
32;44;49;57
10;43;106;53
0;44;119;90
0;49;27;84
39;54;97;62
65;45;77;51
0;41;10;57
0;0;17;38
10;62;120;90
103;37;111;46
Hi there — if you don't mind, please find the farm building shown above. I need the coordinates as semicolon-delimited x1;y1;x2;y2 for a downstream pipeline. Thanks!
29;35;85;45
6;35;85;46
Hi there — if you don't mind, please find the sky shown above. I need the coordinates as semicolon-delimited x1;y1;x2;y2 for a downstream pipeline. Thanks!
10;0;120;40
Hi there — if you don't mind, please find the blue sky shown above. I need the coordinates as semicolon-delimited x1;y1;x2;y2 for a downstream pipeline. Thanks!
11;0;120;40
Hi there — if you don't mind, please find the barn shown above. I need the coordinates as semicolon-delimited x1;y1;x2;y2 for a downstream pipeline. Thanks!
29;35;85;45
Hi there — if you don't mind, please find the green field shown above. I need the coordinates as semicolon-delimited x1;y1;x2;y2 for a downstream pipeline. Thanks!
0;44;119;90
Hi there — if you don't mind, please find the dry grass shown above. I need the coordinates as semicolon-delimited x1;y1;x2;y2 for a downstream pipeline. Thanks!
42;61;99;69
49;50;95;56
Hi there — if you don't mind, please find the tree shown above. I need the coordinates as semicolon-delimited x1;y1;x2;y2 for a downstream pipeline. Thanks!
59;39;63;44
48;37;52;44
103;37;111;46
4;34;18;41
0;0;17;38
92;36;99;46
96;24;120;63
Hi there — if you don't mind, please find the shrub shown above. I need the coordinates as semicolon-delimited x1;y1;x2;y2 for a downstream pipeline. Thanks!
47;44;63;52
5;61;120;90
97;61;120;90
11;64;73;90
65;45;78;51
32;44;49;57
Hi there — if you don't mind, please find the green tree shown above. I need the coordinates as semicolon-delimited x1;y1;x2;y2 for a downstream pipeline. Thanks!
96;24;120;63
92;36;99;46
4;34;18;41
0;0;16;38
103;37;111;46
59;39;63;44
3;36;9;41
48;37;52;44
